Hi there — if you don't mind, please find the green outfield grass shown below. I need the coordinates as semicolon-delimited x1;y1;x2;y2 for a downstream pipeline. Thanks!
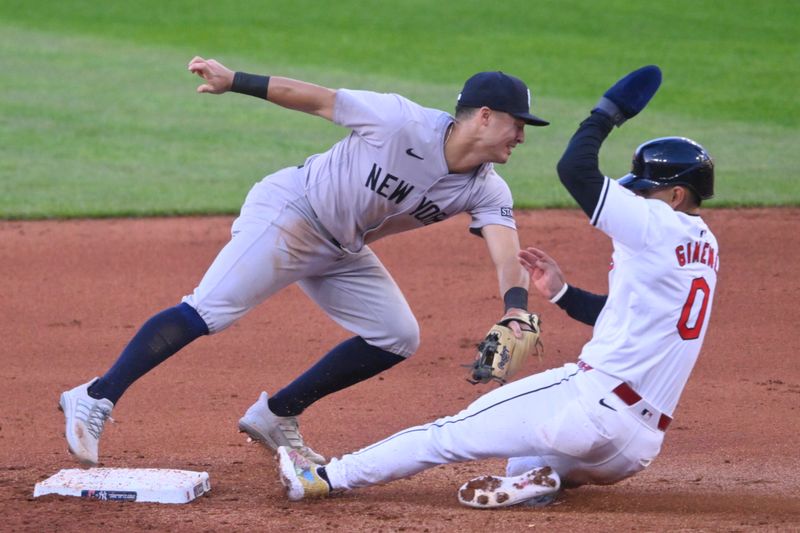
1;0;798;218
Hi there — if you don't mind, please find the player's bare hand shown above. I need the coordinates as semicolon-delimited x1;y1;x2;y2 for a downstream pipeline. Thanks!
518;247;566;300
188;56;234;94
502;308;527;339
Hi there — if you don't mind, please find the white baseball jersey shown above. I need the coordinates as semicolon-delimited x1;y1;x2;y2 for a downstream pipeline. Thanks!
323;179;720;492
272;89;516;252
579;177;719;415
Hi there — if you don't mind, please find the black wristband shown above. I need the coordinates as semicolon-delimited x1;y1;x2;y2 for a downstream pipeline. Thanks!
503;287;528;312
231;72;270;100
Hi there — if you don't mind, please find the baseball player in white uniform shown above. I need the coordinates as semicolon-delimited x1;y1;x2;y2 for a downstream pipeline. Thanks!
277;65;720;509
58;57;551;466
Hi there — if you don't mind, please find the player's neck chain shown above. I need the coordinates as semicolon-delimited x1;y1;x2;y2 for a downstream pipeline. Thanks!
444;123;454;146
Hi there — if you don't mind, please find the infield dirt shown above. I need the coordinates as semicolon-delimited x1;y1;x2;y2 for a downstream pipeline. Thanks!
2;209;798;531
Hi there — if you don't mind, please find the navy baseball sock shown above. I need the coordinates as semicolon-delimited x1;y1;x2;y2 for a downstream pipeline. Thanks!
88;303;209;404
268;336;405;417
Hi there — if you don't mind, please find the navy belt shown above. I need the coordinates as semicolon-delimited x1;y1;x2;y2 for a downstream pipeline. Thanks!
307;202;342;249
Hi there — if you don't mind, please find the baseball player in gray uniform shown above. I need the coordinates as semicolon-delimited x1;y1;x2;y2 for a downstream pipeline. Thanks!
276;65;720;509
58;56;550;466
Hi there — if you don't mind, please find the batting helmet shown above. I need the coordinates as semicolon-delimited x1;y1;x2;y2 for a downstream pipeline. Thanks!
618;137;714;200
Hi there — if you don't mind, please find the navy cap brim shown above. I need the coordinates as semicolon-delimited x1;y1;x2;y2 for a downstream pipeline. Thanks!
514;112;549;126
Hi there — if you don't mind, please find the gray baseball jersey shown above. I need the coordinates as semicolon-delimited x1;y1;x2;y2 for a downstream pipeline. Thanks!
183;88;518;356
274;89;516;252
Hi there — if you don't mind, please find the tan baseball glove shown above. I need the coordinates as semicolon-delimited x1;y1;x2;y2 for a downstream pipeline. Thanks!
467;312;543;385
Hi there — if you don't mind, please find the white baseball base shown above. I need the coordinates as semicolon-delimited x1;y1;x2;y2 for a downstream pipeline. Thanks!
33;468;211;504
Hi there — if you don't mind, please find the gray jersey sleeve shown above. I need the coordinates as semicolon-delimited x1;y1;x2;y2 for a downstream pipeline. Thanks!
333;89;410;145
468;168;516;236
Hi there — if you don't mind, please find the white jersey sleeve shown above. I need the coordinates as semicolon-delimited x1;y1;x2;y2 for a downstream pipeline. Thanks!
589;177;650;249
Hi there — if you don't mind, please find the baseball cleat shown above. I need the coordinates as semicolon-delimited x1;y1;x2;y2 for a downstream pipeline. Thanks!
457;466;560;509
58;377;114;467
238;391;326;464
518;491;560;508
595;65;662;124
277;446;331;501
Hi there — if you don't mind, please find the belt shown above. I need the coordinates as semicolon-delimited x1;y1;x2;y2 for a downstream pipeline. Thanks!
306;201;343;249
578;360;672;432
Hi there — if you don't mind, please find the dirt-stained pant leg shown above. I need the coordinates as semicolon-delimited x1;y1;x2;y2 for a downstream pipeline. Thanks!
324;364;664;490
324;365;577;489
183;172;342;334
297;247;420;358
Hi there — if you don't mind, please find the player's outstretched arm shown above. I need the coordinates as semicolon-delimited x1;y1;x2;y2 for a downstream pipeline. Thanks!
264;77;336;121
481;224;531;338
593;65;662;127
188;56;235;94
519;247;607;326
557;65;662;218
518;247;565;300
188;56;336;121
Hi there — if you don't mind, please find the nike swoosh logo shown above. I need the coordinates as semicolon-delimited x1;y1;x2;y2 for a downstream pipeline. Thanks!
598;398;617;411
405;148;424;160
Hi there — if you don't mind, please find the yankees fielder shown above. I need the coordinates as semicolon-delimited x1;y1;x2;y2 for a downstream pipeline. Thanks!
277;65;720;508
58;57;550;466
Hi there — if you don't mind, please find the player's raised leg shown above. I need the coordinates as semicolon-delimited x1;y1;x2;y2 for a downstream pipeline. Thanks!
241;248;414;461
59;377;114;466
59;302;208;465
60;182;332;465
